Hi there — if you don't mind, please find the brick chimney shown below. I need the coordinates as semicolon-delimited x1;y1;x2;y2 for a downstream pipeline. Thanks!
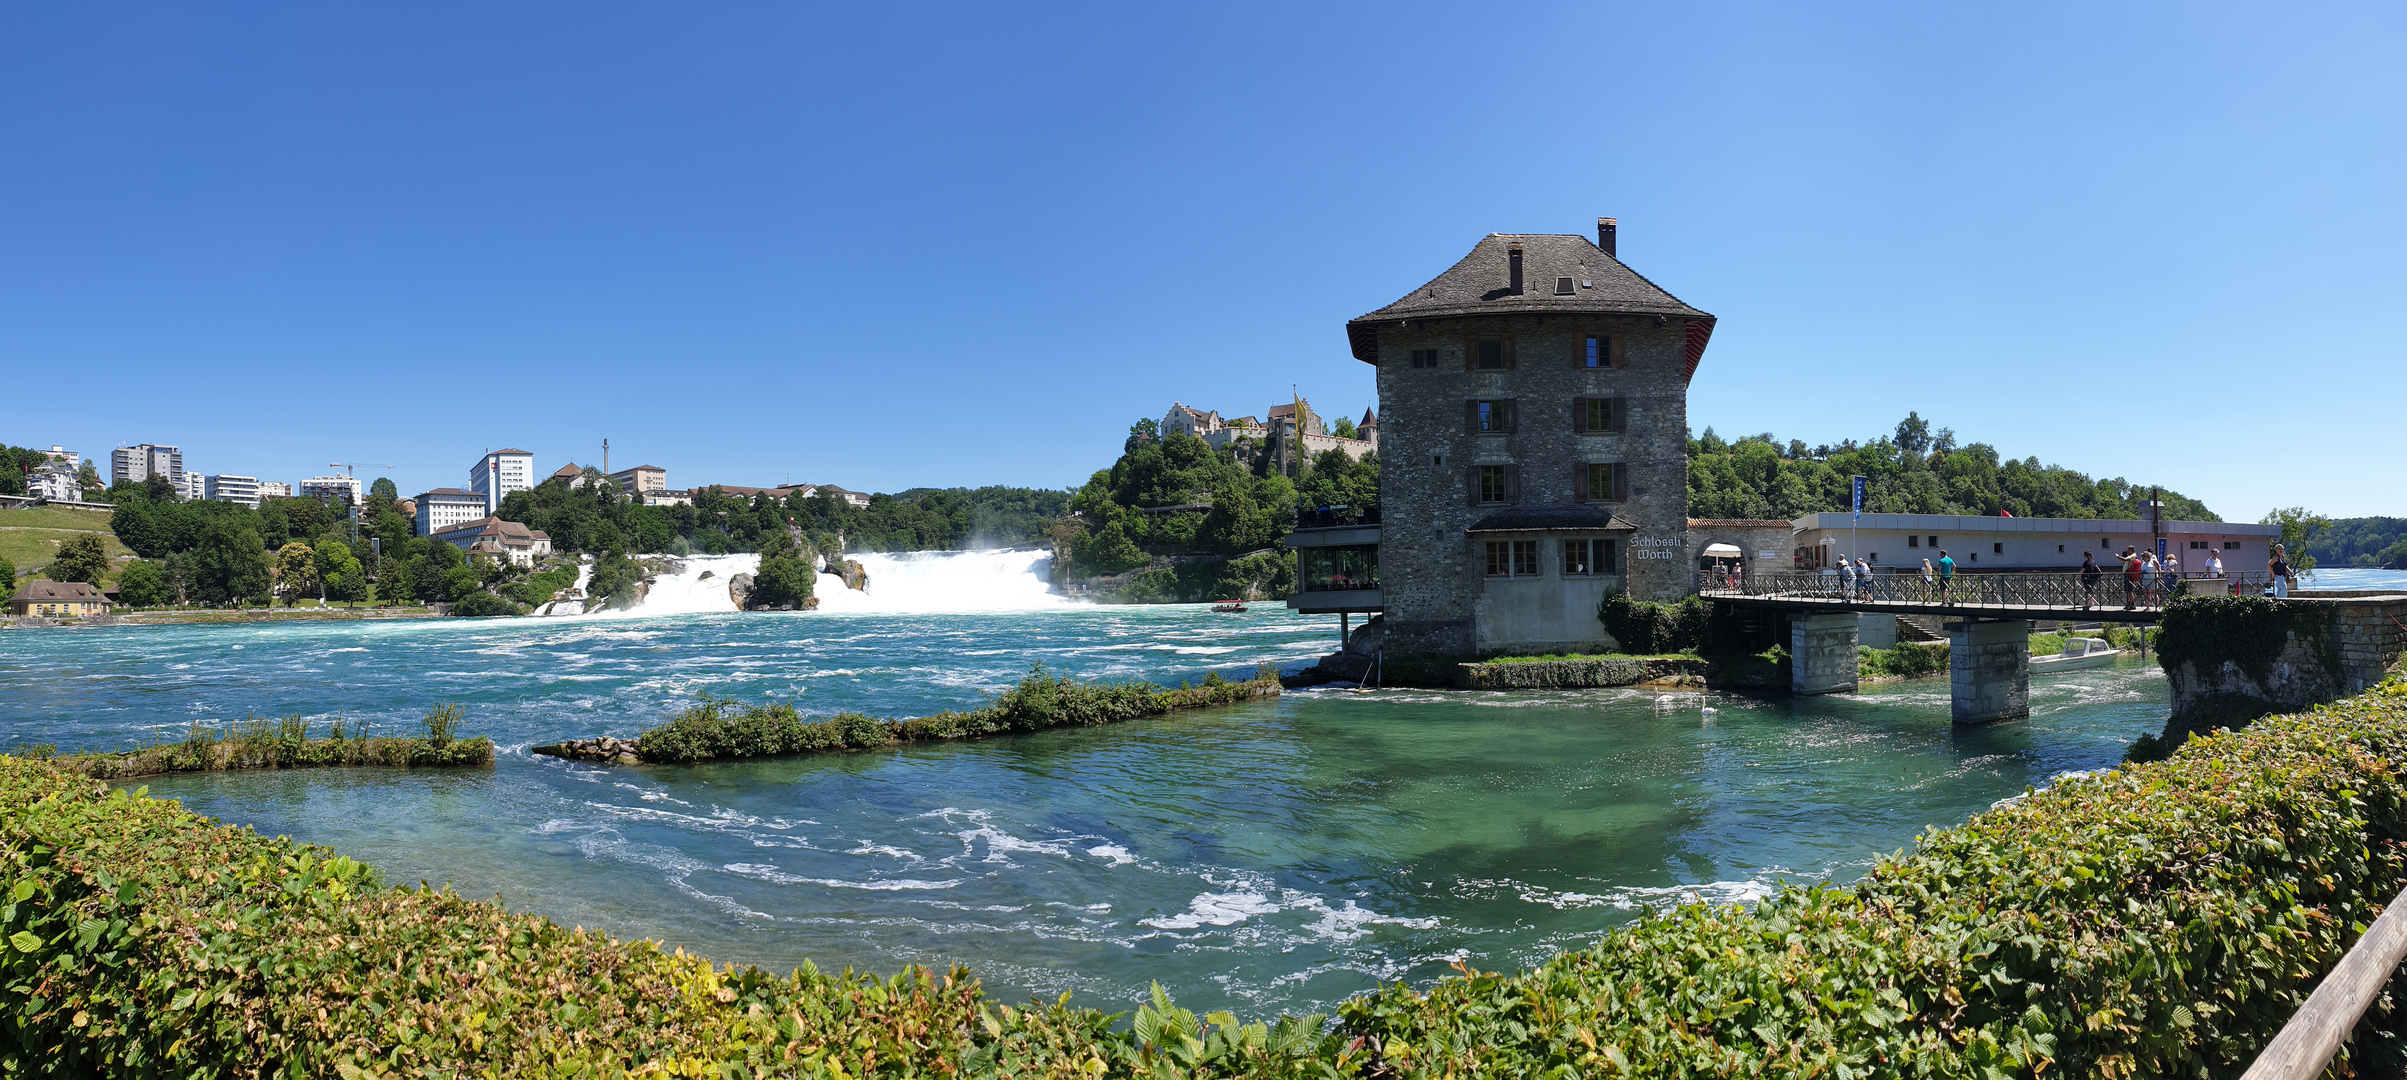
1597;217;1617;258
1507;241;1524;295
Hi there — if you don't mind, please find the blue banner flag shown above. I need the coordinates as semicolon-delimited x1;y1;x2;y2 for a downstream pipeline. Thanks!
1851;476;1866;519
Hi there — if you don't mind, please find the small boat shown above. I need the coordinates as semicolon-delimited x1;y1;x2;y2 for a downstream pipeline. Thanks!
1210;602;1247;613
2032;636;2120;673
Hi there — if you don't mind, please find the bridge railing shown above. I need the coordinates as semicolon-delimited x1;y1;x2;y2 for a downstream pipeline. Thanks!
1698;570;2265;611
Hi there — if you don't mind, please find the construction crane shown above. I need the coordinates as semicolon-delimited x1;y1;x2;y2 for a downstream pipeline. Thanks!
329;462;393;478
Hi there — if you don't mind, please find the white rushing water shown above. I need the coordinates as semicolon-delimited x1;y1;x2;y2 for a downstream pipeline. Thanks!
602;548;1070;618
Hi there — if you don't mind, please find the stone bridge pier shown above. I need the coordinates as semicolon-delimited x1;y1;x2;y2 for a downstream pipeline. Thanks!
1949;618;2030;724
1790;611;1860;695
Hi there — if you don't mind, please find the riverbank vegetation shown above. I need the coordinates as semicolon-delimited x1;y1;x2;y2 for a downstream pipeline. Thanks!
42;704;492;780
619;664;1281;764
497;472;1070;557
12;682;2407;1074
1689;411;2217;521
1855;641;1949;678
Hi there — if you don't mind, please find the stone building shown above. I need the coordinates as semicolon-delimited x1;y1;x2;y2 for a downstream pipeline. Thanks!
1340;219;1715;657
1161;398;1378;475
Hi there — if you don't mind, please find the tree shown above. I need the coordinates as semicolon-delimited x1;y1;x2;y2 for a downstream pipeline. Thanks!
275;542;319;605
143;475;179;503
1894;412;1932;455
314;540;362;603
330;566;369;607
1331;416;1358;440
52;534;110;584
369;477;398;504
116;561;168;608
0;463;22;497
74;460;101;494
192;522;270;606
0;556;15;594
163;551;196;604
2260;507;2333;570
749;533;816;609
1125;417;1160;453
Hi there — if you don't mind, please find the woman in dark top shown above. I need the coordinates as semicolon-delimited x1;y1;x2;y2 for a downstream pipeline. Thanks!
2079;551;2102;609
2269;544;2294;598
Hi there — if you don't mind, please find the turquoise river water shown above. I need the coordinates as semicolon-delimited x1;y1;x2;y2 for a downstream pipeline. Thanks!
0;595;2183;1019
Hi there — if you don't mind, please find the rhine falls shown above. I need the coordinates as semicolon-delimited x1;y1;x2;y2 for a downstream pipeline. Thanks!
564;547;1071;617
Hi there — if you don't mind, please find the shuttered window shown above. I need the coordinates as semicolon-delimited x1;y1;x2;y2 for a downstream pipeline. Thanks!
1470;465;1519;505
1576;463;1627;503
1475;334;1509;370
1464;400;1516;434
1484;541;1539;577
1572;397;1619;434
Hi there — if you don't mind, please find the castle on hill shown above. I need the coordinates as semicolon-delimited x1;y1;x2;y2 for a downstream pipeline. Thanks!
1161;397;1377;476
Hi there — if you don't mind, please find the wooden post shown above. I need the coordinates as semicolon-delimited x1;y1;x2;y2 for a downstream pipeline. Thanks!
2242;884;2407;1079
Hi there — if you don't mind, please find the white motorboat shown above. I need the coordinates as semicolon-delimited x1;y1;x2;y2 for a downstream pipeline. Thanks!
2031;636;2120;673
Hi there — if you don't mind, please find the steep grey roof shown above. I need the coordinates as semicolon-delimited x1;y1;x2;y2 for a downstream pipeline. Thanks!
1465;506;1638;534
1346;233;1711;362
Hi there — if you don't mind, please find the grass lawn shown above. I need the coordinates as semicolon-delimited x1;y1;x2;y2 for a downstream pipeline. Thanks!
0;506;116;531
0;528;132;578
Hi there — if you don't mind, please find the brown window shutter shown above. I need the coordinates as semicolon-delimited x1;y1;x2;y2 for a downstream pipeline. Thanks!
1467;468;1482;506
1504;465;1520;502
1573;462;1590;501
1610;334;1627;369
1572;396;1588;434
1464;335;1478;372
1612;464;1629;501
1500;400;1517;433
1503;333;1517;370
1610;397;1625;434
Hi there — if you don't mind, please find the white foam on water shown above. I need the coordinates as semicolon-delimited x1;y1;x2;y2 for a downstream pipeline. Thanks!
598;548;1072;618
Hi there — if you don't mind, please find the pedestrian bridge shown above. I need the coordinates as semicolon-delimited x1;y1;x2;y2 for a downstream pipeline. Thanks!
1696;570;2270;726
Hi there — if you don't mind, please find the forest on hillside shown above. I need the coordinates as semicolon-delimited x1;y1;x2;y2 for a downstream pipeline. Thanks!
1688;413;2217;522
497;479;1069;557
2316;517;2407;569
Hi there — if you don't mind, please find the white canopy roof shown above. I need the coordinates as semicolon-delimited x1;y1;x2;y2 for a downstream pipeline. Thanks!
1701;543;1743;557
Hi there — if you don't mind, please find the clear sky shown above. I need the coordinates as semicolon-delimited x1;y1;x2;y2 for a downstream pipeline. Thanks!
3;2;2399;520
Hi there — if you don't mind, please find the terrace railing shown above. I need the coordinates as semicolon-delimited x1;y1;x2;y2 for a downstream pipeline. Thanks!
1698;570;2272;613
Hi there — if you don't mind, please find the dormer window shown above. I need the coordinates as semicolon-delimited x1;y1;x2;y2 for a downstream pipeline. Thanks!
1554;276;1575;295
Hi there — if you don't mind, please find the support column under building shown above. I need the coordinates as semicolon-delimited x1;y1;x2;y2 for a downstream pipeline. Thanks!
1949;619;2031;725
1790;611;1860;695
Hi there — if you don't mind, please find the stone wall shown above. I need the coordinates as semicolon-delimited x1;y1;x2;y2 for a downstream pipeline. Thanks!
2166;593;2407;722
1373;315;1693;657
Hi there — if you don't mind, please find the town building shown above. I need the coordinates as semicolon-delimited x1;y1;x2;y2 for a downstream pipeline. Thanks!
470;449;536;515
548;463;594;486
432;516;554;566
414;489;488;536
8;580;111;617
1307;219;1715;657
204;474;263;509
112;444;183;489
1783;512;2282;572
26;449;82;502
636;490;693;507
709;483;871;509
611;465;668;497
299;475;363;506
256;480;293;499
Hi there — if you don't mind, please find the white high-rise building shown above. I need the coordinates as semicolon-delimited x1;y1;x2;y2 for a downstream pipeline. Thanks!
416;488;492;537
112;444;184;489
204;474;262;509
469;449;536;515
299;475;364;506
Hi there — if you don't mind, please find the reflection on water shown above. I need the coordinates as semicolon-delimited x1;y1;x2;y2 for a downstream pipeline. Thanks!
0;606;2168;1017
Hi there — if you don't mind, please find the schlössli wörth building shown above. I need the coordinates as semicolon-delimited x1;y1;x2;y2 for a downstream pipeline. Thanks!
1322;218;1715;658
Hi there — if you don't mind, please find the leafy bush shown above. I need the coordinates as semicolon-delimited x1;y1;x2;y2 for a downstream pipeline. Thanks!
1597;590;1707;654
445;589;523;617
1857;641;1949;678
633;663;1281;764
51;707;492;780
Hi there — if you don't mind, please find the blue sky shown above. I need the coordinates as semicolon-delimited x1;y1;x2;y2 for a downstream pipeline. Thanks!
3;2;2400;520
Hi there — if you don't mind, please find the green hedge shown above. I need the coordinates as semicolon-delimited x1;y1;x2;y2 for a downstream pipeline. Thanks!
633;664;1282;764
1858;641;1950;679
1597;591;1707;655
50;708;493;780
13;683;2407;1076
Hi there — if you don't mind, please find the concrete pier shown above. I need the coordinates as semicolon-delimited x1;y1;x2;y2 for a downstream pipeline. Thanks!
1790;611;1861;695
1949;618;2030;724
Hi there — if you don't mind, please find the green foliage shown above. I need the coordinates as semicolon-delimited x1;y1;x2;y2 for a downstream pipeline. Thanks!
1688;415;2216;521
113;561;167;608
2320;516;2407;567
497;477;1070;559
1857;641;1950;678
50;709;493;780
2158;593;2327;684
501;563;581;608
0;555;14;590
634;663;1281;764
189;521;270;606
446;589;523;617
749;533;818;609
1598;591;1707;654
583;552;645;609
2259;506;2333;570
49;533;109;584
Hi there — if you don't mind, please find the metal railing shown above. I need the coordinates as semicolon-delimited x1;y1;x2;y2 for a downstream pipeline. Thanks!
1699;570;2270;612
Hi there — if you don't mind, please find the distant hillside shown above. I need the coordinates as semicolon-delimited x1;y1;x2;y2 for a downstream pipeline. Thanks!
1689;413;2215;523
0;506;130;583
2320;517;2407;568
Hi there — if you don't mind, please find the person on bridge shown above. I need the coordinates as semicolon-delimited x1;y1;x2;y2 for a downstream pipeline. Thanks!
1839;556;1857;601
1920;558;1936;597
2270;544;2295;598
1936;550;1955;604
2205;547;2224;576
2115;547;2144;609
1855;558;1873;601
2159;551;2180;594
2080;551;2102;609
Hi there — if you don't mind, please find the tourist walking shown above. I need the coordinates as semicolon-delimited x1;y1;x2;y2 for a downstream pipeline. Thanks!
1936;550;1955;604
2159;551;2180;594
1920;558;1935;599
2114;546;2144;609
1855;558;1873;602
2269;544;2295;598
2079;551;2102;609
1839;555;1856;602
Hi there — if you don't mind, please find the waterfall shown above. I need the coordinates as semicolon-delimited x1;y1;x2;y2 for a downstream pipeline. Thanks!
601;548;1067;618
